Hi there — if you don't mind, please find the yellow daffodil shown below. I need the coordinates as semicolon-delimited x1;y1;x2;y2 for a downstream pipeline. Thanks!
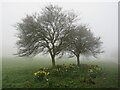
47;72;50;75
46;78;49;81
34;73;37;76
88;69;94;72
44;72;47;75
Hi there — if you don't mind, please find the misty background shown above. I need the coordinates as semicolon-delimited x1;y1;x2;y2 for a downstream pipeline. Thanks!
1;2;118;63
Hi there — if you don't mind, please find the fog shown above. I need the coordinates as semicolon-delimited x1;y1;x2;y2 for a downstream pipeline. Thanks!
1;2;118;63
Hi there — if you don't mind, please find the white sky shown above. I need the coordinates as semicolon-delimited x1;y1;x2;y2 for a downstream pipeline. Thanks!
1;1;118;61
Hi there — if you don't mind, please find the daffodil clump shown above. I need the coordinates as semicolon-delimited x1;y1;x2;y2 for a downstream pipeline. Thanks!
34;71;50;76
51;64;81;77
34;64;102;82
87;65;102;78
87;65;102;73
34;67;51;82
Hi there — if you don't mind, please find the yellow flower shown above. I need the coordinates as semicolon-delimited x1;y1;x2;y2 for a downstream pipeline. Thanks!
46;78;49;81
42;71;46;75
44;72;47;75
88;69;94;72
47;72;50;75
34;73;37;76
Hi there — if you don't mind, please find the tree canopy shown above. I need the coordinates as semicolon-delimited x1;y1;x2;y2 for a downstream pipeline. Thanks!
15;4;78;67
66;25;103;65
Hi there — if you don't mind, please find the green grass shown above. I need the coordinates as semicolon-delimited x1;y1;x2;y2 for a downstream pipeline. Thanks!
2;57;118;88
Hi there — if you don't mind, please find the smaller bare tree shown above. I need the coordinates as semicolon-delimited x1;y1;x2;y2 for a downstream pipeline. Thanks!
66;25;103;66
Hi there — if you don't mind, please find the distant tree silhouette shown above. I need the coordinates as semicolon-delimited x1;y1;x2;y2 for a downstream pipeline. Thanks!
66;25;103;65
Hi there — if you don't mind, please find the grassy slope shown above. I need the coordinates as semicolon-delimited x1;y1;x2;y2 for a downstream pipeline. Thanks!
2;57;118;88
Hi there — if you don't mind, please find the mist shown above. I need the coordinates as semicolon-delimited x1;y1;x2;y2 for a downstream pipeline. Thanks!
2;2;118;63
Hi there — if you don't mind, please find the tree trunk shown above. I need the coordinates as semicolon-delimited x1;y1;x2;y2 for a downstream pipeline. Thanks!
51;55;55;67
76;55;80;66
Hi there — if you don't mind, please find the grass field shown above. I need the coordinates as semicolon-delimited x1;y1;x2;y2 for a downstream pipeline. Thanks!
2;57;118;88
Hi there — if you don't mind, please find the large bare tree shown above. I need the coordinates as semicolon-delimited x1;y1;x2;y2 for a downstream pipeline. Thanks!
66;25;103;66
15;5;77;67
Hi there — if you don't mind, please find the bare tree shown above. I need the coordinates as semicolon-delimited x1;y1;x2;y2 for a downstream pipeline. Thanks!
15;4;77;67
66;25;103;66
